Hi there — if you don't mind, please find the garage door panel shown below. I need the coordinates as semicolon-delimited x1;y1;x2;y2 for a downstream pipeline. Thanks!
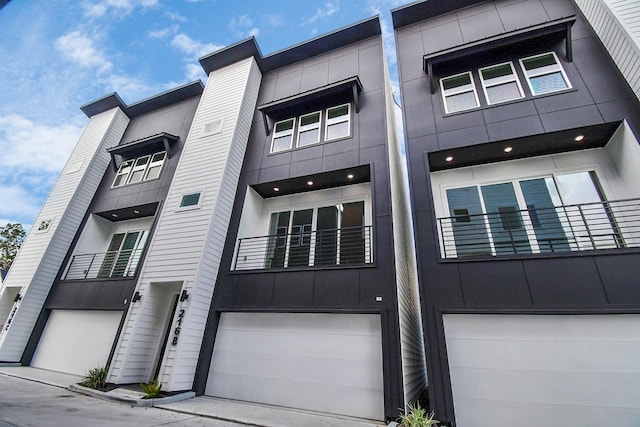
447;339;640;372
444;314;640;427
209;371;383;419
451;367;640;408
214;329;382;361
210;349;382;389
206;313;384;420
454;396;640;427
31;310;122;376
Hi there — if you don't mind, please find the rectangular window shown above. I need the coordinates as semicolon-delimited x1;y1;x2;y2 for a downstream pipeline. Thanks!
519;52;571;95
180;192;201;208
113;159;134;187
144;151;167;181
271;118;295;153
440;72;479;114
112;151;166;188
325;104;351;141
297;111;321;147
127;155;151;184
479;62;524;104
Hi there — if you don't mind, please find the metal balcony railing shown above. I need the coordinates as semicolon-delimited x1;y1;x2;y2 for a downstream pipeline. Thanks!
64;249;145;280
437;198;640;259
234;225;373;270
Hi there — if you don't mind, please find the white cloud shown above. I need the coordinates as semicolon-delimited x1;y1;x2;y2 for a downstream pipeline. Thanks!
229;15;260;38
305;2;340;24
265;14;284;27
0;185;41;227
82;0;159;18
185;63;206;81
148;25;178;39
55;31;113;73
171;33;223;58
102;74;157;102
0;114;81;172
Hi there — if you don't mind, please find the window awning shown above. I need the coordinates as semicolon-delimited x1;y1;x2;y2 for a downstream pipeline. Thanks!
107;132;178;171
257;76;362;135
424;16;576;93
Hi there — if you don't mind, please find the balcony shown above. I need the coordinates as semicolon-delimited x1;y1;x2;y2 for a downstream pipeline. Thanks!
233;225;373;270
437;198;640;259
64;249;145;280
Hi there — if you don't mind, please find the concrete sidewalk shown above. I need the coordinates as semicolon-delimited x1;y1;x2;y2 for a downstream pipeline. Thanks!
0;366;387;427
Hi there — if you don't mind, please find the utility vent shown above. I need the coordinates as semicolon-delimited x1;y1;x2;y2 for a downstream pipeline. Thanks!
65;160;84;174
202;119;224;136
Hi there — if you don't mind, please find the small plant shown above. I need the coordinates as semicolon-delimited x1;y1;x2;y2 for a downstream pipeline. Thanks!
79;366;108;390
397;402;439;427
140;378;162;398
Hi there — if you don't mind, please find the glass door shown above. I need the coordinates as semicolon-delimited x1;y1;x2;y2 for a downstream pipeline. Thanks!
287;209;313;267
480;183;531;255
446;187;492;256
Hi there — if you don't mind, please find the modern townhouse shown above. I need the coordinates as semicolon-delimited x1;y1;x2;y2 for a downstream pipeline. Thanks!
0;16;425;423
392;0;640;426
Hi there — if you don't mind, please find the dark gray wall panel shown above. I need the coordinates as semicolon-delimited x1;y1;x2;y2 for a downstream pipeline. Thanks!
524;258;608;305
314;269;360;306
486;115;545;141
458;261;532;306
539;105;604;132
272;271;315;306
595;255;640;305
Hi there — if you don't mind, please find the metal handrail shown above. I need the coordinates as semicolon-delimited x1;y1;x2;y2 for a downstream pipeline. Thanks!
234;225;373;270
437;197;640;259
64;248;145;280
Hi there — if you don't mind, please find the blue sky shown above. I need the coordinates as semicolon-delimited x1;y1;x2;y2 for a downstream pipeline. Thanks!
0;0;411;230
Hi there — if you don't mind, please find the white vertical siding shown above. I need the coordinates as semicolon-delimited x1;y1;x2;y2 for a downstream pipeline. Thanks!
575;0;640;102
109;57;262;389
382;47;428;405
0;108;129;361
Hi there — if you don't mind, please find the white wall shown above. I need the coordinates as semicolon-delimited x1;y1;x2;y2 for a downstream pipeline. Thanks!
108;57;262;390
0;108;129;361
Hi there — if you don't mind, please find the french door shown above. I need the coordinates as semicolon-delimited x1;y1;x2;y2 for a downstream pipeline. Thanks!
445;171;615;256
266;201;365;268
98;230;148;278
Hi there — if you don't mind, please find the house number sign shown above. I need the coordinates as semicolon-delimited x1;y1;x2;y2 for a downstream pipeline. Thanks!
171;309;185;345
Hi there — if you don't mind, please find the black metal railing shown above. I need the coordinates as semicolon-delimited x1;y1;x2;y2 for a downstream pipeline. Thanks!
437;198;640;259
64;249;145;280
233;225;373;270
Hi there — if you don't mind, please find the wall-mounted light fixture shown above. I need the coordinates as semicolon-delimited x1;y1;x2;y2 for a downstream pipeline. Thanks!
132;291;142;303
13;293;22;303
180;289;190;302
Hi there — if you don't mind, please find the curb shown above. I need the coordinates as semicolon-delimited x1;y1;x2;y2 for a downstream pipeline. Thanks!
68;383;196;407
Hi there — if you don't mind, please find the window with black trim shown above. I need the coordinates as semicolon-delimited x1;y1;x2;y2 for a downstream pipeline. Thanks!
439;51;571;114
479;61;524;105
269;103;351;153
112;151;167;188
519;52;571;95
440;72;479;114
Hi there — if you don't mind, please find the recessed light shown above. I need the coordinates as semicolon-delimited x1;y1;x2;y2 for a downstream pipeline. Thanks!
347;174;354;179
307;181;314;186
445;156;453;162
574;134;585;142
504;146;513;153
273;187;280;192
133;210;139;214
111;213;118;218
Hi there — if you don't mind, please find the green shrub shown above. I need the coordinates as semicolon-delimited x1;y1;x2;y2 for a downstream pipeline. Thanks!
79;366;108;390
140;379;162;398
397;402;439;427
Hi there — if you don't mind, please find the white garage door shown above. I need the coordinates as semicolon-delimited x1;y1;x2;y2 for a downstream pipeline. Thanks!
444;314;640;427
31;310;122;376
206;312;384;420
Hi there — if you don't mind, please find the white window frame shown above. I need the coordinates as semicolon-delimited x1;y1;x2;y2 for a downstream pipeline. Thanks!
325;103;351;141
143;151;167;181
440;71;480;114
519;51;572;96
296;110;322;147
127;155;151;184
478;61;524;105
177;191;203;211
112;159;134;187
270;118;296;153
